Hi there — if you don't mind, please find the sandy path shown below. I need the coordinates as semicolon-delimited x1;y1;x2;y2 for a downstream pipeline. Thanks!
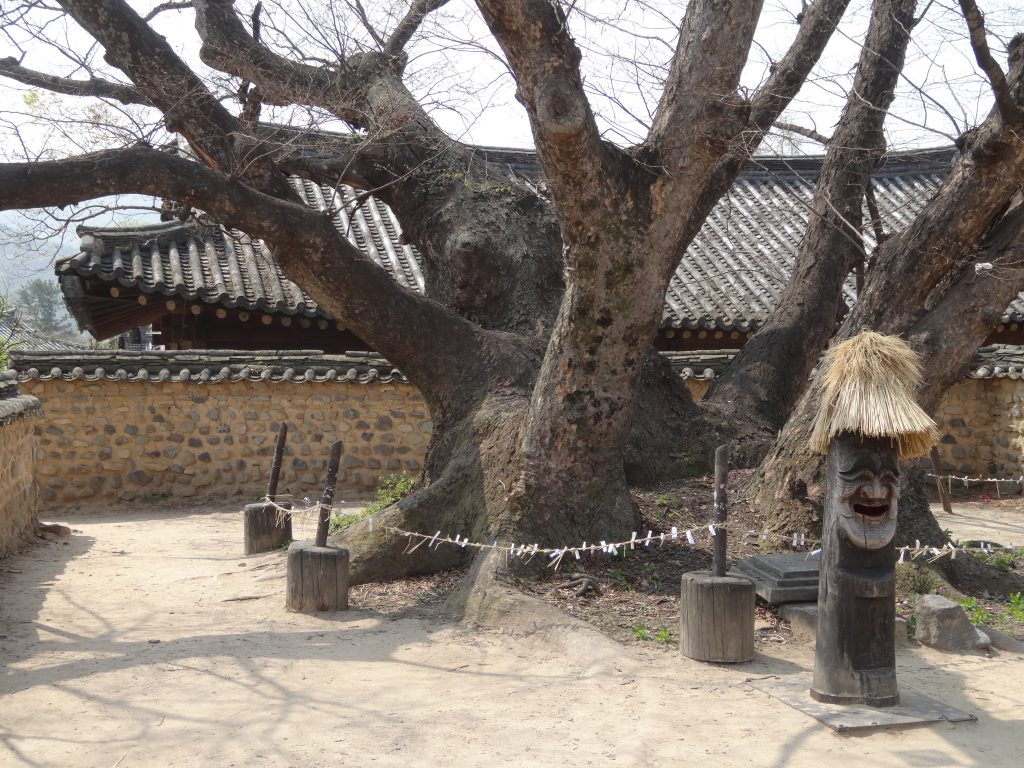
930;503;1024;547
1;504;1022;767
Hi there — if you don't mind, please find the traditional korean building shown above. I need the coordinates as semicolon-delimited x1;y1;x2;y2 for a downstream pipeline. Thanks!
57;146;1021;354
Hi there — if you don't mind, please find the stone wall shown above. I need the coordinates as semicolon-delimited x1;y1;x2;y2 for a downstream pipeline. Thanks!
0;372;40;555
18;371;430;510
933;377;1024;479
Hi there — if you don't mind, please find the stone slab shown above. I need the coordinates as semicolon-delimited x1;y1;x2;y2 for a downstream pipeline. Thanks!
779;603;910;647
733;552;821;604
747;675;976;732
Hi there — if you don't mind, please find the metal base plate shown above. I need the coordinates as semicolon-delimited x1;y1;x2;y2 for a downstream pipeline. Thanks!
747;675;977;732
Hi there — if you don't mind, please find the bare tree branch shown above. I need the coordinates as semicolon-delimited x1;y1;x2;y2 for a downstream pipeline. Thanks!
349;0;388;51
774;121;832;145
143;1;193;22
958;0;1023;125
708;0;919;428
646;0;763;164
473;0;622;237
0;55;150;105
193;0;371;124
0;145;524;399
677;0;852;260
746;0;853;136
57;0;239;173
385;0;451;57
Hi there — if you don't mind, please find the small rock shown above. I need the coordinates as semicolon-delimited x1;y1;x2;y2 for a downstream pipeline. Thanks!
38;522;72;536
915;594;991;652
978;623;1024;654
148;639;161;644
894;616;910;647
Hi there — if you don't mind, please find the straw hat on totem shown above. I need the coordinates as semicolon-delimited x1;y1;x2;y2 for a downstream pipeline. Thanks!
809;331;940;459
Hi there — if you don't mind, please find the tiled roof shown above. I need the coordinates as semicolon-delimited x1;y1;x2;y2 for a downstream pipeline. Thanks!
0;370;41;424
59;147;977;333
968;345;1024;379
1;309;85;352
11;345;1022;384
10;349;406;384
12;348;721;384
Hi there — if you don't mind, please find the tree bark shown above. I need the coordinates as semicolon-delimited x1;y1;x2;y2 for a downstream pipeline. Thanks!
707;0;917;435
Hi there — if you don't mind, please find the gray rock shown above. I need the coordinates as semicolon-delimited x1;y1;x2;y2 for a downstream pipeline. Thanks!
978;623;1024;654
779;603;911;648
915;594;991;652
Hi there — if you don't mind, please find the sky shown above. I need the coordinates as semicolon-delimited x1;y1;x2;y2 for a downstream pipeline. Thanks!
0;0;1020;290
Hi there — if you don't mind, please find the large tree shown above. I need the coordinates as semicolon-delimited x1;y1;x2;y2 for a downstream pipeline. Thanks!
1;0;1022;610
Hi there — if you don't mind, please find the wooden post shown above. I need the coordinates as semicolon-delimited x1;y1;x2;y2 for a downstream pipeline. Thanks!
268;423;288;502
243;422;292;554
315;440;343;548
712;444;728;577
679;572;754;662
679;443;754;663
811;434;899;707
286;440;349;612
929;446;953;514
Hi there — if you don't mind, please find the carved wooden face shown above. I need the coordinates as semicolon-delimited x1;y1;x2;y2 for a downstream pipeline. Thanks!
834;437;899;550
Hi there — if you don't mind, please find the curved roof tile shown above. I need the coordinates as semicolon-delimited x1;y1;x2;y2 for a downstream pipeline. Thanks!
59;147;999;332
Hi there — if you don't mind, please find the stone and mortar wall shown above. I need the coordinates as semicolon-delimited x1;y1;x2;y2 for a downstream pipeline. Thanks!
19;378;430;510
1;373;40;555
933;377;1024;479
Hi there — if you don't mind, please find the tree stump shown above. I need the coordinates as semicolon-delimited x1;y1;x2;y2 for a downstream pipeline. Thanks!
244;501;292;555
679;571;755;662
286;541;350;612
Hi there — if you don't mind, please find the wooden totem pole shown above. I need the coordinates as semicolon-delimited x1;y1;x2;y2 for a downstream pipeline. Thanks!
808;332;938;707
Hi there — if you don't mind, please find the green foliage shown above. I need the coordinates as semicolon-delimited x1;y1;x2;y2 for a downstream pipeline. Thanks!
641;563;662;587
1006;593;1024;623
973;549;1016;573
329;472;416;534
630;623;650;641
894;562;942;598
610;566;632;591
14;278;72;336
328;509;368;534
365;472;416;515
653;628;672;645
958;597;992;626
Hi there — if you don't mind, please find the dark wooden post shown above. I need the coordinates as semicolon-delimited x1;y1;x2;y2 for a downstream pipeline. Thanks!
811;433;899;707
680;444;755;662
315;440;343;548
712;444;728;577
243;422;293;554
929;446;953;515
286;440;349;612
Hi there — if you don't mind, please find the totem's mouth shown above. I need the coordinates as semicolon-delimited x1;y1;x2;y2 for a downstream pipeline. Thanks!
853;502;890;518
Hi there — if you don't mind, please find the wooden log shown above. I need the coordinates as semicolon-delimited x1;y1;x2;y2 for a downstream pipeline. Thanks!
712;444;729;577
286;541;349;612
244;501;292;554
679;571;755;662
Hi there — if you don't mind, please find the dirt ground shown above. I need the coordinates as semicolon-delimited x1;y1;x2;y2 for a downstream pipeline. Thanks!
1;501;1022;768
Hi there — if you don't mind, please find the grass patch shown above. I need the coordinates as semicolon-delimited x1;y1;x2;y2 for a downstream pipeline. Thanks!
328;472;416;534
